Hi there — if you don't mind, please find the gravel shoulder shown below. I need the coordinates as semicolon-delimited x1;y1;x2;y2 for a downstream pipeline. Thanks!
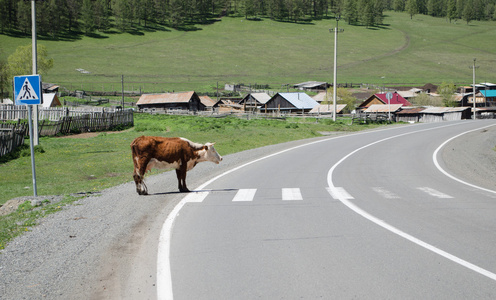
0;124;495;299
441;125;496;191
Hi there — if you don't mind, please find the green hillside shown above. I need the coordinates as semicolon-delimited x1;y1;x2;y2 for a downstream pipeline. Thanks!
1;11;495;93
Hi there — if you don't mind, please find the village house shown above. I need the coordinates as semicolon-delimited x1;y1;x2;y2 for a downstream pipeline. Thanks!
136;91;205;112
293;81;329;91
238;93;271;111
263;92;319;114
357;92;412;112
199;95;218;110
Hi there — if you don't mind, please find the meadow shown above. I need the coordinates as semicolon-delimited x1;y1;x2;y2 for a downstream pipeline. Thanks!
1;12;495;94
0;114;385;205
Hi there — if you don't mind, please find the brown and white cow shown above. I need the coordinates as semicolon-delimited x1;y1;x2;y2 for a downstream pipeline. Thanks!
131;136;222;195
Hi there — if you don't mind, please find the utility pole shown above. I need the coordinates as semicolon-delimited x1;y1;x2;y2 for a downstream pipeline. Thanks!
121;75;124;109
329;17;344;122
470;58;479;119
31;0;39;146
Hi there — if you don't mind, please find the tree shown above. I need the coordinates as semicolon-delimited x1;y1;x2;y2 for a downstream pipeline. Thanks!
94;0;111;31
113;0;132;31
393;0;405;11
323;87;357;113
438;82;457;106
359;0;375;26
411;92;443;106
463;0;475;23
0;51;8;99
406;0;418;18
16;0;31;34
169;0;186;27
81;0;96;34
344;0;358;24
447;0;458;22
65;0;81;31
7;44;54;78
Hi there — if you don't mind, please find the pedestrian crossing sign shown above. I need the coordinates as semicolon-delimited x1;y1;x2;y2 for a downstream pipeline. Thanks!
14;75;42;105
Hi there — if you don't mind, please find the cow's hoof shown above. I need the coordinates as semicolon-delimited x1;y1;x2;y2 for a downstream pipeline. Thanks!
137;189;148;195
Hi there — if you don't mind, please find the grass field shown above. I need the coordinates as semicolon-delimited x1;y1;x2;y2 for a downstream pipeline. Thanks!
1;12;495;93
0;114;386;206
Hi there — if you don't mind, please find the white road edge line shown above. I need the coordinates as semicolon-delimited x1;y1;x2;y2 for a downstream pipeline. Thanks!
432;124;496;195
327;122;496;282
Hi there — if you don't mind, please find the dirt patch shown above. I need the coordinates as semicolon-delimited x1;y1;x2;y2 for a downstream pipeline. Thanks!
0;199;26;216
0;195;65;216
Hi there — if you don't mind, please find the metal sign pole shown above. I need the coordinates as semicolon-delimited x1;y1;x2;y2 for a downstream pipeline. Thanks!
27;105;37;196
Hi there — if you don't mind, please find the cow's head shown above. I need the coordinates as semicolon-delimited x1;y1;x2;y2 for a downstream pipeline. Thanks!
203;143;222;164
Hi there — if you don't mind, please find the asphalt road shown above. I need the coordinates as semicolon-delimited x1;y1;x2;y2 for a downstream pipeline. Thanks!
166;120;496;299
1;119;496;299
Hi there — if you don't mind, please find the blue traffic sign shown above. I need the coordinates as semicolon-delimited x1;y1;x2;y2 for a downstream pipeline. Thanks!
14;75;42;105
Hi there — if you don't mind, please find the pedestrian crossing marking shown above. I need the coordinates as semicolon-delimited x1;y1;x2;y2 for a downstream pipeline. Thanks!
417;187;453;199
372;187;400;199
326;187;354;200
232;189;257;202
182;186;455;203
184;191;210;203
282;188;303;201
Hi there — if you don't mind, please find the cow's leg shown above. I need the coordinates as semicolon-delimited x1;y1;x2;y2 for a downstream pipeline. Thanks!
175;167;189;192
133;156;150;195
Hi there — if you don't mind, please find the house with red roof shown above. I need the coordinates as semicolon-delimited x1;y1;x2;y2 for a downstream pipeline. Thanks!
358;92;412;112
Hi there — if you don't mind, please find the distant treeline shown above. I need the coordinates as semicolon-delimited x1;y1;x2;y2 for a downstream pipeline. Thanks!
0;0;494;37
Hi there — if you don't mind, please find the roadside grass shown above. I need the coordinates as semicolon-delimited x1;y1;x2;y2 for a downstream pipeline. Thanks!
1;12;495;93
0;195;84;250
0;113;384;205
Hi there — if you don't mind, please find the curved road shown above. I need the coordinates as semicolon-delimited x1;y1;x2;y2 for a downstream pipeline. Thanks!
1;120;496;299
163;120;496;299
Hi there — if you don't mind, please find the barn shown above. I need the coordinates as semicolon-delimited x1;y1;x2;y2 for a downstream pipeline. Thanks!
293;81;330;91
395;107;425;123
263;92;319;114
137;91;205;112
420;107;472;122
239;93;271;111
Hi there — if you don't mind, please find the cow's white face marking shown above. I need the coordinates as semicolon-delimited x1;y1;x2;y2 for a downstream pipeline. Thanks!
146;158;180;172
204;143;222;164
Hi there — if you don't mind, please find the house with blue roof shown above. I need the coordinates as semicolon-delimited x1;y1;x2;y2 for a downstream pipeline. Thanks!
263;92;319;114
480;90;496;106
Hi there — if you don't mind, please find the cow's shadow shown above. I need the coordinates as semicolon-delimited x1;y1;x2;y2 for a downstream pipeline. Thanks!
151;188;238;196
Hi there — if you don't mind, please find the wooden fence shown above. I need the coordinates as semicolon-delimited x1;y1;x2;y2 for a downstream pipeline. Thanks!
0;106;134;157
0;104;121;121
8;110;134;136
0;122;28;157
39;110;134;135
